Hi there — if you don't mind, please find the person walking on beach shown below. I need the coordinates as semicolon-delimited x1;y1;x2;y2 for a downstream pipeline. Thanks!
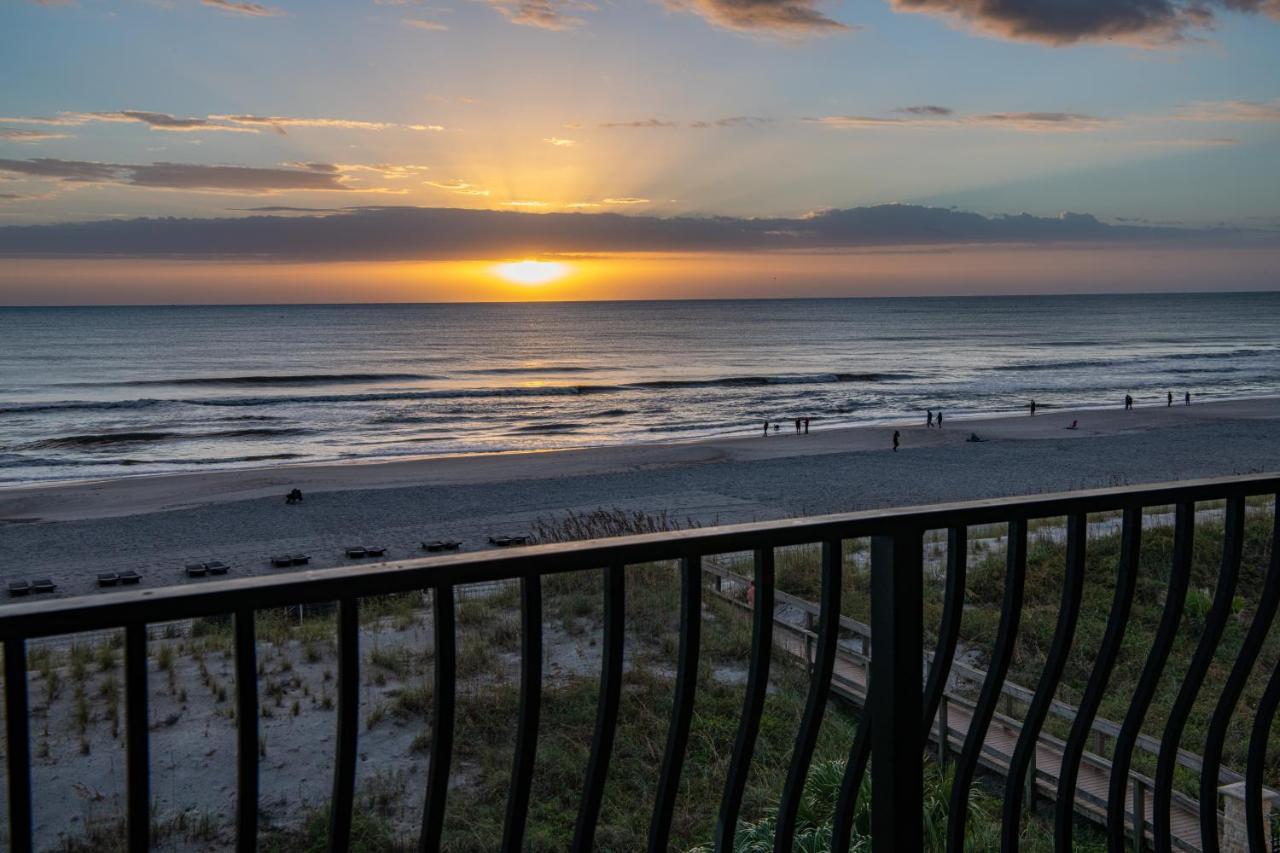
1029;399;1036;417
892;430;900;452
803;417;810;434
937;410;943;428
1168;391;1173;407
1124;394;1132;410
794;418;801;435
1185;391;1192;405
763;420;769;437
927;409;934;427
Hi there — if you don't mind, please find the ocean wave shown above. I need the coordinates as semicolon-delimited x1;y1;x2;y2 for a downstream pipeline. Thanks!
185;386;621;407
511;422;583;433
78;372;439;387
22;427;309;450
0;451;306;470
990;359;1117;373
456;366;603;375
0;399;165;415
628;372;911;389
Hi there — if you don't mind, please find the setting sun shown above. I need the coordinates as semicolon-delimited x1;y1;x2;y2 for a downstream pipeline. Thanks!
493;260;568;285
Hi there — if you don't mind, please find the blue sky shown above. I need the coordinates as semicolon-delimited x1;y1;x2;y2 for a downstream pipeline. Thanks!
3;0;1279;227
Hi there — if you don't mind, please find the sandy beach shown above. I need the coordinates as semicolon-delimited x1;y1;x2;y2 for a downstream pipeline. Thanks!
2;397;1278;596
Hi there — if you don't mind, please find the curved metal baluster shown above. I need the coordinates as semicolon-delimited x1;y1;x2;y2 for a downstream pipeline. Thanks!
1055;508;1140;851
4;638;33;853
1246;636;1280;850
571;565;625;852
774;540;843;853
648;556;703;853
501;576;543;852
922;526;968;735
421;586;456;853
1201;497;1268;853
1153;498;1242;851
1002;513;1088;852
331;598;360;853
714;548;775;851
830;699;872;853
1105;506;1187;849
947;519;1027;853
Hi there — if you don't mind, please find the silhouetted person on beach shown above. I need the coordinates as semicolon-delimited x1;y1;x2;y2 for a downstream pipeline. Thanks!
762;420;769;437
285;488;303;504
1029;399;1036;416
927;409;934;427
773;423;780;434
892;430;900;452
795;418;801;435
1186;392;1192;405
936;410;943;428
803;417;810;434
1068;420;1078;430
1125;394;1133;410
1168;392;1173;407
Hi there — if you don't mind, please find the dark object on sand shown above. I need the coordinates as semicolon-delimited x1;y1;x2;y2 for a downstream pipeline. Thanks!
118;571;142;585
290;554;310;565
97;573;120;587
185;563;208;578
489;535;529;547
345;547;367;558
285;488;304;504
205;561;230;575
1066;420;1079;430
32;579;56;594
966;433;984;443
423;540;462;552
8;580;30;597
364;546;386;558
271;555;295;567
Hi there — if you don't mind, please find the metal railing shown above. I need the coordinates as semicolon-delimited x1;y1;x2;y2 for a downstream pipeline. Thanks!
1;472;1278;852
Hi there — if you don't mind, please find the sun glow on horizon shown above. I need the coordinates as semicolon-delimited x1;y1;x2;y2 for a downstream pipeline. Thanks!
493;260;569;285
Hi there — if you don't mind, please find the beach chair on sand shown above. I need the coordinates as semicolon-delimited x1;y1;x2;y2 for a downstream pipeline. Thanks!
97;573;120;587
205;561;229;576
364;546;386;558
8;580;30;597
185;563;208;578
271;555;295;568
118;571;142;585
423;540;462;552
32;579;56;594
488;535;529;547
345;547;367;559
290;554;310;565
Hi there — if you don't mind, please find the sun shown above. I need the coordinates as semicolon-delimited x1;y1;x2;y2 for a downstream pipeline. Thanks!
493;259;568;285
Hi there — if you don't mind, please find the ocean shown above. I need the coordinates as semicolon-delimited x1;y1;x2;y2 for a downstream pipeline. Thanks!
1;293;1277;484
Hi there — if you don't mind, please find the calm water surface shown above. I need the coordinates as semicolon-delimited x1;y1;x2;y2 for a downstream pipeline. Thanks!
1;294;1277;483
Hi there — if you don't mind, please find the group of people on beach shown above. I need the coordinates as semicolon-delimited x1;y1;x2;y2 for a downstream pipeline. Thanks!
762;417;812;436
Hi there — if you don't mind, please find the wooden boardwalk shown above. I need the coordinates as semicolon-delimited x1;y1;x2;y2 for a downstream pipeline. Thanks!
705;565;1220;852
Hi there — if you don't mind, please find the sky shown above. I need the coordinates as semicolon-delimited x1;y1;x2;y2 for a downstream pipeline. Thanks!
1;0;1278;303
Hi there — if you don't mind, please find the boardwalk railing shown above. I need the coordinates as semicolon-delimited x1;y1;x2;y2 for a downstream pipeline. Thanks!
1;473;1279;851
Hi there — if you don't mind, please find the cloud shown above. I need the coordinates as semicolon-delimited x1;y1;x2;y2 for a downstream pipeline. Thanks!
887;0;1280;47
810;109;1107;131
424;179;491;196
0;157;350;192
202;0;285;17
1172;99;1280;123
663;0;849;33
209;114;444;134
599;118;680;128
603;197;650;205
1;203;1267;260
0;127;72;142
403;17;449;30
88;110;260;133
544;137;577;146
688;115;774;128
481;0;596;30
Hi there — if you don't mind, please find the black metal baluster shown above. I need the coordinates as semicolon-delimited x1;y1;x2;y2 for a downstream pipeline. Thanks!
331;598;360;853
1002;513;1088;851
1056;508;1139;851
234;609;259;853
571;565;625;852
948;519;1027;853
502;576;543;852
648;556;703;853
830;699;872;853
870;528;924;853
715;548;775;851
774;540;843;853
1246;633;1280;850
923;526;968;737
421;585;456;853
1201;497;1268;853
1154;498;1242;850
4;638;33;853
1106;505;1188;849
124;624;150;852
